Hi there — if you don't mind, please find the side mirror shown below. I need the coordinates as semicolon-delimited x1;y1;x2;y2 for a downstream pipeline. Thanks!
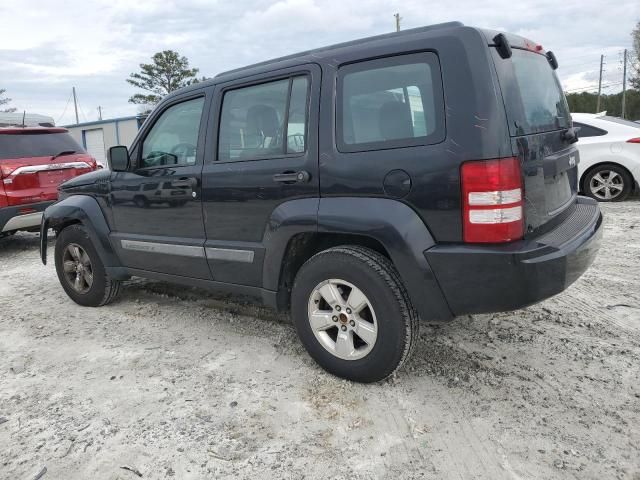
108;146;130;172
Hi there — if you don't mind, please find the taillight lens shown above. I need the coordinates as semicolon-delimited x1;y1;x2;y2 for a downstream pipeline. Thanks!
461;157;524;243
627;137;640;144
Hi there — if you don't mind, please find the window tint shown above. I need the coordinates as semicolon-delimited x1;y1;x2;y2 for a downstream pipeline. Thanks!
287;76;309;154
0;132;84;160
337;53;445;152
141;97;204;169
495;49;570;135
218;79;287;161
218;76;309;161
573;122;607;138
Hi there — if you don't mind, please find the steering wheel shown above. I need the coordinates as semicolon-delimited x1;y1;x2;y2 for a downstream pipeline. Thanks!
171;143;197;163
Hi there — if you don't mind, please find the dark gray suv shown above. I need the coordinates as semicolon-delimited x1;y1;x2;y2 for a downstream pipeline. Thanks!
41;22;602;382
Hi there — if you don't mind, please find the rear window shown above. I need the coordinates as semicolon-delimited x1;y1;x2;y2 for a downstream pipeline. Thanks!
494;49;570;136
0;132;84;160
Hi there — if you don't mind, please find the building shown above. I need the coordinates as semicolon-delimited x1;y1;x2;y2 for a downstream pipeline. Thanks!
64;116;145;166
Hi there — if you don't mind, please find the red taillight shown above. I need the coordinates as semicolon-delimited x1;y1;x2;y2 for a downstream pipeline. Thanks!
461;157;524;243
627;137;640;144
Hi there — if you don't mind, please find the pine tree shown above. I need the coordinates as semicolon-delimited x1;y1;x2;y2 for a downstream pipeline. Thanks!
126;51;202;106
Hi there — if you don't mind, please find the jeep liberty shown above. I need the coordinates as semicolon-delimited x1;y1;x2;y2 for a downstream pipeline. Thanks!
41;23;602;382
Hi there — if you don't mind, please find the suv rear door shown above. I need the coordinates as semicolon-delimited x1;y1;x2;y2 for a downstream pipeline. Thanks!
490;44;577;234
201;65;320;287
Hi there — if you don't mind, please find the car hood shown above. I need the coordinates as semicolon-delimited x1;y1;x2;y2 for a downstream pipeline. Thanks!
59;168;110;190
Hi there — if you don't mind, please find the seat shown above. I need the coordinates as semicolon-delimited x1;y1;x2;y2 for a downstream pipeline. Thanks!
244;104;281;150
378;100;414;141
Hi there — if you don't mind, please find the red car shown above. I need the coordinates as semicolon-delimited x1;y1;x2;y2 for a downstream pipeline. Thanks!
0;127;97;236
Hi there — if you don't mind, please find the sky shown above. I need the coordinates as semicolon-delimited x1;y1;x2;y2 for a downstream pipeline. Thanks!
1;0;638;126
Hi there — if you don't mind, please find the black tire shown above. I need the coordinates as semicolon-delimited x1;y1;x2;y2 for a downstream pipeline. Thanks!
134;196;149;208
291;246;418;383
54;224;121;307
583;164;632;202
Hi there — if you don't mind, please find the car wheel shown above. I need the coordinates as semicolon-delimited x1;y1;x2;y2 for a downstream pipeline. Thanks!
134;196;149;208
291;246;418;383
584;164;632;202
54;224;121;307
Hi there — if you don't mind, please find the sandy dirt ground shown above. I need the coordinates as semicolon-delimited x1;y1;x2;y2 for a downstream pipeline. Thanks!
1;201;639;480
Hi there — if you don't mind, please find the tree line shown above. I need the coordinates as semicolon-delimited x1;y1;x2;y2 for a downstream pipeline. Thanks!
565;90;640;120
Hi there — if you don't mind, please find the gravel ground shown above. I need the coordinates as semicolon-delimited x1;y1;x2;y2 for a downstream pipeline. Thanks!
1;201;639;480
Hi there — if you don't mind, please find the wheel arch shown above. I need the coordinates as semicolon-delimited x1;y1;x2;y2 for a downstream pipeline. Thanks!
263;197;454;321
580;161;636;194
41;195;127;278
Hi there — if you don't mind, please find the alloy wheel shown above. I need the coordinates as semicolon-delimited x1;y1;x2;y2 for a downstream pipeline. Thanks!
62;243;94;294
307;279;378;361
589;170;624;200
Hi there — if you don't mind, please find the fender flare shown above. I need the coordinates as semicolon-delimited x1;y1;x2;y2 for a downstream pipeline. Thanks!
262;197;453;322
40;195;126;278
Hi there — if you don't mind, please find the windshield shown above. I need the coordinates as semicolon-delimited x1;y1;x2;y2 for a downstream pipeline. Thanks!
494;48;570;136
0;132;84;160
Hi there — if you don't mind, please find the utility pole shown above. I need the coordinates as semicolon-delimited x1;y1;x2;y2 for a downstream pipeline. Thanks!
394;13;401;32
596;54;604;112
621;49;627;119
72;87;79;125
97;106;103;121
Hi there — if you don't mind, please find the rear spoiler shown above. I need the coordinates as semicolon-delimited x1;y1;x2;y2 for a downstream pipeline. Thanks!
490;33;559;69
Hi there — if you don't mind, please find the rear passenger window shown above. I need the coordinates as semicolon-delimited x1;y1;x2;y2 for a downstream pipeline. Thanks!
337;53;444;152
218;76;309;161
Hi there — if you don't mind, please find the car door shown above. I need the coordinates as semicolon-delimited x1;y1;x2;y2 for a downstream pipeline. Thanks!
109;92;211;279
201;65;320;287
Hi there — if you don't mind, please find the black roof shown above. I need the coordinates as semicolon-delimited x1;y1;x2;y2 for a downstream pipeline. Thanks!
215;21;464;80
167;21;465;99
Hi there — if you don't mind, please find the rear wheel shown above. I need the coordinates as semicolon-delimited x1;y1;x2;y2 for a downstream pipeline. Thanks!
583;164;632;202
54;225;121;307
291;246;418;383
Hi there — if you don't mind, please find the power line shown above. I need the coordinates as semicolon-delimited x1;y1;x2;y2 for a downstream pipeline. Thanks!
565;82;622;93
56;90;73;124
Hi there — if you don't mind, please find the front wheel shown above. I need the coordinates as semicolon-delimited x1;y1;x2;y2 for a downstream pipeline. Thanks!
54;225;121;307
291;246;418;383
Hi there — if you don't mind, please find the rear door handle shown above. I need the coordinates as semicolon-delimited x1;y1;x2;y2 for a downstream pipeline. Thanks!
171;178;196;188
273;171;311;184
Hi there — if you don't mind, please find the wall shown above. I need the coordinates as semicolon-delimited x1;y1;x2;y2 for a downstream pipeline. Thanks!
65;117;142;166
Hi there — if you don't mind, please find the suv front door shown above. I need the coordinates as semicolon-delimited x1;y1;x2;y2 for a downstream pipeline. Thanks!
201;65;320;287
109;93;211;279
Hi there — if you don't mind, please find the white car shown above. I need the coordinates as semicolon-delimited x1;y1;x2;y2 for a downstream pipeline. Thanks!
572;112;640;201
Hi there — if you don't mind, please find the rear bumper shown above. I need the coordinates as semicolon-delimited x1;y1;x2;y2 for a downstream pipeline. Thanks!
0;201;53;233
425;196;602;316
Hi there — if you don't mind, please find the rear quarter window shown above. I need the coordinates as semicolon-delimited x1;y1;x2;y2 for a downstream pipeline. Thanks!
573;122;607;137
336;52;445;153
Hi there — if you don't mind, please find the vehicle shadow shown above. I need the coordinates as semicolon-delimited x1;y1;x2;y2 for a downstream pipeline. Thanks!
0;232;50;256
